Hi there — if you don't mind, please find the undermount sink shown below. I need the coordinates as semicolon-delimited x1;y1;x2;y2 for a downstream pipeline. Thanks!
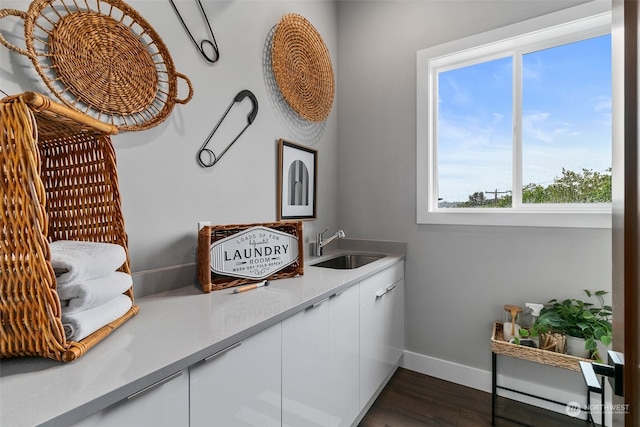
312;253;386;269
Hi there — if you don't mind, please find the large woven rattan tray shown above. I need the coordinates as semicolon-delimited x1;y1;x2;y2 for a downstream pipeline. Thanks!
0;0;193;132
271;13;334;123
491;321;594;371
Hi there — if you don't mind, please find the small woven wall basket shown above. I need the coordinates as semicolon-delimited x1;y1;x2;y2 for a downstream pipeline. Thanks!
197;221;304;293
271;13;335;123
0;92;139;362
0;0;193;132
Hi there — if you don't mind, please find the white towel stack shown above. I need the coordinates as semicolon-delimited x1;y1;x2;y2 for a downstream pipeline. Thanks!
50;240;133;342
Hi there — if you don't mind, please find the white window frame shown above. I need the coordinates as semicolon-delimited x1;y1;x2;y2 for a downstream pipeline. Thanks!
416;3;612;228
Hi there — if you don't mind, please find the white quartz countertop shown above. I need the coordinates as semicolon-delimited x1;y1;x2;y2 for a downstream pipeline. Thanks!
0;245;404;427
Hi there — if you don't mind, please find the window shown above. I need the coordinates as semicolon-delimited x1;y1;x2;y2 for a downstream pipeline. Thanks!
417;4;612;227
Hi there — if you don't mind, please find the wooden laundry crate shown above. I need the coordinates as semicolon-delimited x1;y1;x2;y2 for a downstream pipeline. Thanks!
198;221;304;293
0;92;139;362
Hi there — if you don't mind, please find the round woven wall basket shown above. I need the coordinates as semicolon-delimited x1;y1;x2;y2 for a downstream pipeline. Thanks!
0;0;193;132
271;13;334;123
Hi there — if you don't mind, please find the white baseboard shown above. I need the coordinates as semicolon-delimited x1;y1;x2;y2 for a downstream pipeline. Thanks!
400;350;591;421
401;349;489;392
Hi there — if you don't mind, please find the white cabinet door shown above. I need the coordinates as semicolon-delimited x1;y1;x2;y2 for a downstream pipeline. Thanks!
385;278;405;367
190;323;282;427
359;262;404;410
359;275;389;410
282;298;331;427
72;369;189;427
328;285;360;427
282;284;360;427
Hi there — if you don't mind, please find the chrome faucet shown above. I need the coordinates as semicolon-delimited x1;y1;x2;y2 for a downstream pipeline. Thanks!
315;228;345;256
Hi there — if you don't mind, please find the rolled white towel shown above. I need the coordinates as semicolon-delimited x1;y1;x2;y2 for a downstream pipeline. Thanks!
50;240;126;285
59;272;133;314
62;294;133;342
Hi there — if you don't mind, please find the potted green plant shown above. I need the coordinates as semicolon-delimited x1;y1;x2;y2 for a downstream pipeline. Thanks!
524;290;612;359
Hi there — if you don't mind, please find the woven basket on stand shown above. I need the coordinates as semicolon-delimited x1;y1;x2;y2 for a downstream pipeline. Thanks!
0;0;193;132
0;92;139;362
490;321;593;371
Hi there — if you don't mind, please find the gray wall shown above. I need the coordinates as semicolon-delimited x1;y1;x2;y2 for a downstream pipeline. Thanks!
336;0;613;402
0;0;338;295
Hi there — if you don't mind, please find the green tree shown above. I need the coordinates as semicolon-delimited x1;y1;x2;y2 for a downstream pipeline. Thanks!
494;194;512;208
462;191;487;207
541;168;612;203
461;167;612;206
522;183;547;204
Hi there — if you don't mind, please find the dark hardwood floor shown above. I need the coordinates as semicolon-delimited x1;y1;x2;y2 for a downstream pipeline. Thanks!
359;368;594;427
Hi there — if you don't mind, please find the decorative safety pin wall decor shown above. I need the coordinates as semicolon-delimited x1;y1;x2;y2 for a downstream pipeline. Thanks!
197;90;259;168
169;0;220;63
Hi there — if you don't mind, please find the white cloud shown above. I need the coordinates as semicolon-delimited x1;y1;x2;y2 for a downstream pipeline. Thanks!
592;96;612;128
522;55;543;81
442;75;471;108
522;110;577;144
593;96;611;113
523;111;553;142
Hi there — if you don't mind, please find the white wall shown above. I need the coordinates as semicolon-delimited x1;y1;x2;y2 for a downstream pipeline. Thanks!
336;0;613;407
0;0;338;296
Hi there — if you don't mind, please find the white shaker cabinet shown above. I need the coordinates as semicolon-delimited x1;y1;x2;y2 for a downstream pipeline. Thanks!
359;262;404;410
189;322;282;427
71;369;189;427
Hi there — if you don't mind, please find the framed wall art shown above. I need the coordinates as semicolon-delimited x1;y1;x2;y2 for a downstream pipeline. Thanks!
277;139;317;220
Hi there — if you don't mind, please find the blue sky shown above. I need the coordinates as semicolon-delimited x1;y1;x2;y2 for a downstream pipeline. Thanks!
437;34;612;203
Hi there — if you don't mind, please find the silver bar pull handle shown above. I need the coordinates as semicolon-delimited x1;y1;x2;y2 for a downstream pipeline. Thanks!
311;297;330;309
127;371;183;400
204;341;242;362
332;288;346;298
386;284;396;292
375;289;387;298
